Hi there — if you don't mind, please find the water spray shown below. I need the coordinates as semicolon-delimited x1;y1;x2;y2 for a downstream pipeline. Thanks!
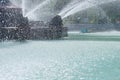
59;0;118;19
58;0;83;18
25;0;50;17
22;0;25;16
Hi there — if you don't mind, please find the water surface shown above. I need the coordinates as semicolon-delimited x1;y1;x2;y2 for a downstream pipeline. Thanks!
0;33;120;80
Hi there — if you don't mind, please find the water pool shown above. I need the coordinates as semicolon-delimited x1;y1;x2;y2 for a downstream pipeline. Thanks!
0;33;120;80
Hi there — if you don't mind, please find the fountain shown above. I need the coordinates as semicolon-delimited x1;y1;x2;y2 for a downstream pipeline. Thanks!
0;0;30;40
0;0;119;40
0;0;68;41
0;1;120;80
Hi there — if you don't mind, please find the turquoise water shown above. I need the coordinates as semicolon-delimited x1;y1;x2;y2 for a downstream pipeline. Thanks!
0;33;120;80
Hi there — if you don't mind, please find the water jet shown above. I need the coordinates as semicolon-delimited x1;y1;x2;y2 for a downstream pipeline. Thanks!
59;0;118;19
25;0;50;17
